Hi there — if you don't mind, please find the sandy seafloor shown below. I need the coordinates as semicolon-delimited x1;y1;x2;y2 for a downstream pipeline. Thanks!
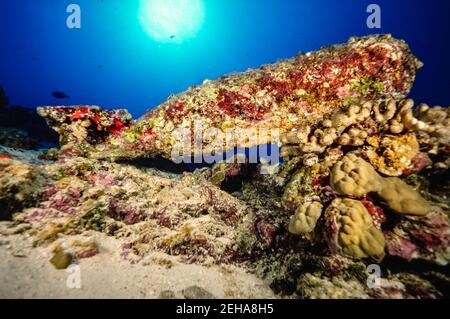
0;228;276;299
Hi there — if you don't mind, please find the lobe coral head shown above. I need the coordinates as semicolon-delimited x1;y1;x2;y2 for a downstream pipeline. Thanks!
39;34;422;161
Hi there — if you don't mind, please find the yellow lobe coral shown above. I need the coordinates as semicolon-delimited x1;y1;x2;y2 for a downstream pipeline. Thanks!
330;153;382;196
325;198;385;259
288;201;323;236
378;178;433;216
330;154;433;216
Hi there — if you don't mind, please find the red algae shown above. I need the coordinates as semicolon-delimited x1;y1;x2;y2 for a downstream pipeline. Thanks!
0;154;12;160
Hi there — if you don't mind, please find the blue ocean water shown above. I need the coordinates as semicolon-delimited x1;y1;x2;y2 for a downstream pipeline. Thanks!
1;0;450;119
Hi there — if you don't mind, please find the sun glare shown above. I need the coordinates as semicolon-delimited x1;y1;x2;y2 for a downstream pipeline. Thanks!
139;0;205;43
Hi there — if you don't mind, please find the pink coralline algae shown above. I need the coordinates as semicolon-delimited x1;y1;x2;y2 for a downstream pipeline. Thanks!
386;213;450;265
402;153;433;176
360;199;386;229
87;173;117;186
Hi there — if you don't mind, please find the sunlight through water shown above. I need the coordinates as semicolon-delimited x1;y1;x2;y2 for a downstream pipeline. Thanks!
139;0;205;44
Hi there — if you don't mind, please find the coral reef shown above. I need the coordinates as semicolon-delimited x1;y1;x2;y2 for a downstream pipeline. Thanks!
38;34;421;160
2;156;248;265
37;106;132;157
0;35;449;299
233;168;449;298
278;94;449;264
280;99;448;174
279;151;448;262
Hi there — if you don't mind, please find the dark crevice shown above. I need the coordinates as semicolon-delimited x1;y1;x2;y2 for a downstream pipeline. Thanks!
381;255;450;297
220;163;259;193
116;156;213;174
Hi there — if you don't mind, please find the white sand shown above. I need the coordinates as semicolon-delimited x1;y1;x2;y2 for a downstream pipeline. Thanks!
0;227;277;299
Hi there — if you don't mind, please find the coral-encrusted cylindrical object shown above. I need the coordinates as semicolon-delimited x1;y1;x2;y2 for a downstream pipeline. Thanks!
93;35;423;160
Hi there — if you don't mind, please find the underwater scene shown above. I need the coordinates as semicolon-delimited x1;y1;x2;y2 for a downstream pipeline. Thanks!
1;0;450;302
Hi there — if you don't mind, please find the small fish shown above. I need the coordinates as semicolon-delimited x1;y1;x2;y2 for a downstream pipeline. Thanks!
51;91;70;99
169;35;176;39
246;53;251;58
97;65;103;69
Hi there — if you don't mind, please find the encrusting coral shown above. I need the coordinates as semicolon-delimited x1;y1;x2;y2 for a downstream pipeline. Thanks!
363;132;420;176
